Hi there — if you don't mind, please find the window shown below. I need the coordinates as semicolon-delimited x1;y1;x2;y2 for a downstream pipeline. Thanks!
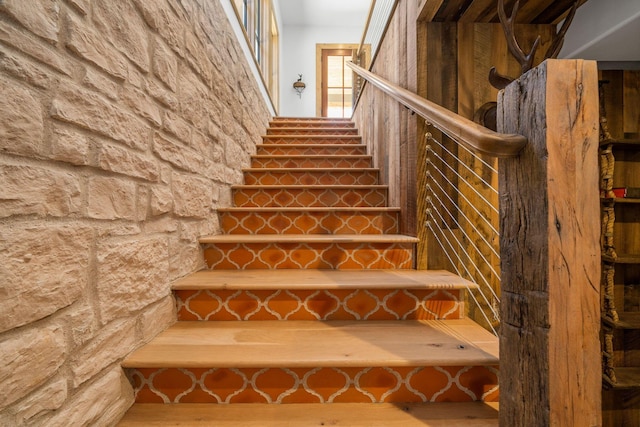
323;49;354;118
232;0;279;108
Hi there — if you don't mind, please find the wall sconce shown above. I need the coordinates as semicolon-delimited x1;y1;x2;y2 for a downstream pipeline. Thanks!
293;74;306;98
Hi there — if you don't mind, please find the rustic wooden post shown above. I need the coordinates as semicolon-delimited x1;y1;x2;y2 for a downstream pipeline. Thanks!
497;59;601;426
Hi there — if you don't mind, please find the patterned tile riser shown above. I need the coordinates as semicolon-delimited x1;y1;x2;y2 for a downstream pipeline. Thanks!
269;122;355;129
243;170;379;186
262;137;361;145
175;289;463;321
232;188;387;208
203;243;414;270
256;146;367;156
219;211;398;235
128;366;499;404
266;128;359;135
251;157;371;168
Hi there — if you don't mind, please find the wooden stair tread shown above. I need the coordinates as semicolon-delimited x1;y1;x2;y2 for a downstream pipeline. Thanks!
217;206;400;212
199;234;418;244
122;318;499;368
263;135;358;139
267;126;358;131
243;167;378;172
259;144;365;148
252;154;371;159
172;269;477;291
117;402;499;426
272;117;352;122
232;184;387;189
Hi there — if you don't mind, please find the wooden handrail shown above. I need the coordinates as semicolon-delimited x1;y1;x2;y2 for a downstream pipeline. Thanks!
347;61;527;158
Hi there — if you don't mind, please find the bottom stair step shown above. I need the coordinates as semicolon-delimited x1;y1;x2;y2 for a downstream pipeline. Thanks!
117;402;499;426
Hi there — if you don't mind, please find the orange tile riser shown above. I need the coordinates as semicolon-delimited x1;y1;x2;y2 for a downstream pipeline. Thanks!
202;243;414;270
127;366;499;404
219;211;398;235
175;289;463;321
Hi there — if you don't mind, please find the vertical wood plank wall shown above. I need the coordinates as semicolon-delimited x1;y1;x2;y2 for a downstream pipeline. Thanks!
416;21;555;329
352;0;418;238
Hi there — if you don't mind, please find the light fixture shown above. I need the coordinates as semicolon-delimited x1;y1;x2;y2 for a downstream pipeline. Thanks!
293;74;306;98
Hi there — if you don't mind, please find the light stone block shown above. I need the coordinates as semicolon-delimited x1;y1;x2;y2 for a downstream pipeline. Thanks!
96;237;170;323
153;37;178;91
0;75;44;157
140;296;176;341
65;14;127;80
153;132;205;174
96;142;160;182
44;366;133;427
0;325;66;407
13;377;67;425
50;125;91;166
172;172;213;218
93;0;150;71
87;176;137;220
70;319;136;387
0;225;90;332
150;185;174;216
50;81;150;150
0;0;59;43
0;49;55;89
0;163;82;219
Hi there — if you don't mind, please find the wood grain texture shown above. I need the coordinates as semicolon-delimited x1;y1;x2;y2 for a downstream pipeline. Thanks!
122;319;499;369
117;402;500;427
497;59;601;426
172;269;478;291
352;0;419;239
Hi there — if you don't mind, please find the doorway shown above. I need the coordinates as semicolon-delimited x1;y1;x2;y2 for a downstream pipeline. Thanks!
316;44;361;118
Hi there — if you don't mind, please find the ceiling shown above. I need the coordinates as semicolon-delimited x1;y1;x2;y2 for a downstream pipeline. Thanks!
276;0;639;63
278;0;371;28
425;0;588;24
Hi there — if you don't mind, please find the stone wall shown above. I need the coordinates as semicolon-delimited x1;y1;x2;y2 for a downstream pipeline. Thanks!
0;0;270;425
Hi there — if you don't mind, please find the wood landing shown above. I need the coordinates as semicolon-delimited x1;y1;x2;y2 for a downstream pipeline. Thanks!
117;402;499;426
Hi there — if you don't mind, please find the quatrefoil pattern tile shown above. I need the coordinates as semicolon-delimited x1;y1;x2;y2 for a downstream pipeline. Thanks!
257;145;366;156
233;187;387;208
251;156;372;168
266;128;359;135
128;366;499;404
243;170;379;186
269;121;355;129
203;242;414;270
175;289;462;321
219;210;398;234
263;136;361;145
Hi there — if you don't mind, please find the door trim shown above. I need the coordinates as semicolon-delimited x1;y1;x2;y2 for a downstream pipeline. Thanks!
315;44;359;117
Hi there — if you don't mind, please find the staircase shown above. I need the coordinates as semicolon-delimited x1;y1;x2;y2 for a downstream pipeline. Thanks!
118;117;499;426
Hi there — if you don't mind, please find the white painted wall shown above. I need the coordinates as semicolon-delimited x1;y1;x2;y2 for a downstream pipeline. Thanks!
559;0;640;62
279;25;363;117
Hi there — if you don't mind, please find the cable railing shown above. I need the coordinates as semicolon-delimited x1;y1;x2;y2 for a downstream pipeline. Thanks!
348;60;526;334
356;0;398;63
353;0;398;106
424;130;501;334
